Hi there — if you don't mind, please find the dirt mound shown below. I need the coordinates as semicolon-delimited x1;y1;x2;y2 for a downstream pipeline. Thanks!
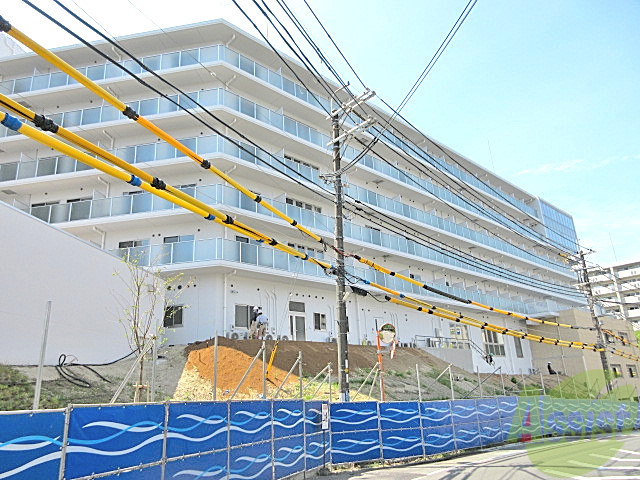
183;344;300;399
186;336;453;377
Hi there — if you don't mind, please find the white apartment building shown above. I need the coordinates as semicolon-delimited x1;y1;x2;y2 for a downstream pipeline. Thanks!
0;20;584;374
588;260;640;328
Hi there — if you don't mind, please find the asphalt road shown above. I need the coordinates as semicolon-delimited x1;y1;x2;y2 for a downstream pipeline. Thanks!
324;433;640;480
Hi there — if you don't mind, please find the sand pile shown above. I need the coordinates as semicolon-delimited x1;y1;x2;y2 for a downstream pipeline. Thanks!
174;344;301;401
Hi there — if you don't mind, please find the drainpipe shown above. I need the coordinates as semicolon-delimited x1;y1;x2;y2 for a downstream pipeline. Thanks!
97;176;111;198
101;130;115;150
222;269;237;337
92;226;106;249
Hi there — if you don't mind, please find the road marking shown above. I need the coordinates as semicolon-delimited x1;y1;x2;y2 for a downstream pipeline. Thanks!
619;449;640;456
590;454;640;462
567;459;640;470
411;467;453;479
546;472;640;480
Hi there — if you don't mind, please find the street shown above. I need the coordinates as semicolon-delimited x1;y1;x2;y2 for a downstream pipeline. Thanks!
324;433;640;480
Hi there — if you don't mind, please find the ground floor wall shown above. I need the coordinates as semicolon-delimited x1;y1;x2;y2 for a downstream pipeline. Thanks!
161;267;534;374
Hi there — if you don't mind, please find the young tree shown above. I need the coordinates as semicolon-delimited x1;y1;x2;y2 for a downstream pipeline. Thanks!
115;253;186;402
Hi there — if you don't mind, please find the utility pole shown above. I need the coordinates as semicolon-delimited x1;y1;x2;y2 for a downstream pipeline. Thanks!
578;250;611;393
331;112;350;402
325;89;376;402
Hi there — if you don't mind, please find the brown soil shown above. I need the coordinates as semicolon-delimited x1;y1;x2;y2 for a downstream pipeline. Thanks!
185;343;301;398
186;336;468;377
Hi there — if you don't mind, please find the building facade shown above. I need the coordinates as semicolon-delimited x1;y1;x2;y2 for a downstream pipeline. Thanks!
0;20;584;373
588;260;640;328
529;308;640;399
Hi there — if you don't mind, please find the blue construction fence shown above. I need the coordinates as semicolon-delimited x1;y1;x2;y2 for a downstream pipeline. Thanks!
1;396;639;479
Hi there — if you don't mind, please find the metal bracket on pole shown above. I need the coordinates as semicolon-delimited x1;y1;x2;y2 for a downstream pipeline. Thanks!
327;89;376;118
325;117;376;147
110;338;155;403
230;343;265;400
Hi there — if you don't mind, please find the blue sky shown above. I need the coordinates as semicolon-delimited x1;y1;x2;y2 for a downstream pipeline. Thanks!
5;0;639;267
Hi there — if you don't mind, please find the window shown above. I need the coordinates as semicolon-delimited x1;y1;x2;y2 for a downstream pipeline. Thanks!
236;236;249;244
286;196;321;213
289;301;305;313
618;332;629;342
31;200;60;207
314;313;326;331
118;239;149;248
66;196;92;203
627;365;638;378
164;235;194;244
513;336;524;358
234;304;255;328
163;305;184;327
611;364;623;377
483;330;505;357
285;155;319;172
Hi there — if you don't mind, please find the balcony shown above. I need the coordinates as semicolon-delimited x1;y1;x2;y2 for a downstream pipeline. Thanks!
1;41;535;217
26;180;576;300
112;237;565;316
2;118;569;276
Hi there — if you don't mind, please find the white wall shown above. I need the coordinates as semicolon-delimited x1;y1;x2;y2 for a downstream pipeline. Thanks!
0;202;156;365
161;267;534;374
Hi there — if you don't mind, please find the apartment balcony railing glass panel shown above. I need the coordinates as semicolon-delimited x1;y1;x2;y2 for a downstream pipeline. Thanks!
6;122;566;272
112;237;564;316
29;181;573;301
1;42;534;215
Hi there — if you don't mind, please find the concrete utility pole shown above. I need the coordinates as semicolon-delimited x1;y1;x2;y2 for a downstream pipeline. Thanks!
331;112;350;402
578;250;611;393
326;89;376;402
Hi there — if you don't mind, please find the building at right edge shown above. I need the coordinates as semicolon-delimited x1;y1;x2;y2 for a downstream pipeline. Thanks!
588;260;640;328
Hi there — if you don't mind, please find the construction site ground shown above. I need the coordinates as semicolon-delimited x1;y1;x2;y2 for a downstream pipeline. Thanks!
5;337;567;410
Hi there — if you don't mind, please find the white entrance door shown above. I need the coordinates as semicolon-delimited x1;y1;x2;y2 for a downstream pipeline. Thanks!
289;314;306;341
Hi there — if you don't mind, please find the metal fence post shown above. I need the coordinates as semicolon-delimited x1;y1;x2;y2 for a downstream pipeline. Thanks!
33;300;52;410
270;400;275;480
262;341;267;398
213;332;219;400
540;370;546;396
500;368;506;396
57;405;71;480
376;399;383;463
416;364;422;403
226;401;231;480
160;401;169;480
449;365;455;400
298;351;303;399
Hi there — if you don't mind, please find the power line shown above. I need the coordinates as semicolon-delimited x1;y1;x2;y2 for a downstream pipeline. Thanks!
20;2;584;304
297;0;585;254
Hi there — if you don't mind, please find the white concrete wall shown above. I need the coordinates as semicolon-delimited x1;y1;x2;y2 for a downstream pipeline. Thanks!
0;202;156;365
161;267;534;374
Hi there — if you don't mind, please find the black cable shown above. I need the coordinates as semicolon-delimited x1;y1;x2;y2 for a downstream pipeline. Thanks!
294;0;584;254
30;2;582;299
261;0;577;260
342;200;584;299
236;0;571;276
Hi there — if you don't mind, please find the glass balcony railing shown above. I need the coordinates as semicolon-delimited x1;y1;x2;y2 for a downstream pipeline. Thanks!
6;122;567;273
2;42;535;216
29;181;574;296
0;85;565;272
112;237;567;316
